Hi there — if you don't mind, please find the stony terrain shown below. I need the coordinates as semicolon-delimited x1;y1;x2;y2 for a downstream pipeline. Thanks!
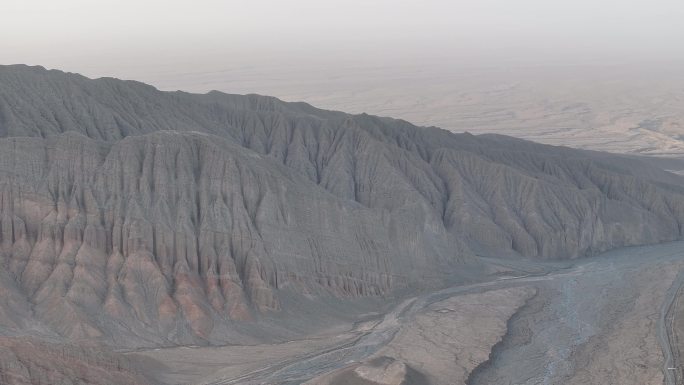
3;65;684;384
469;243;684;385
139;241;684;385
2;65;684;348
0;336;158;385
305;287;536;385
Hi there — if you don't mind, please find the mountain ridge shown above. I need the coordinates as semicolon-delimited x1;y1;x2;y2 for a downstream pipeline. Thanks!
1;64;684;347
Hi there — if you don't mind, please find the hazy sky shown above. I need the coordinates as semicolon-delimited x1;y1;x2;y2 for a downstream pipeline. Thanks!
2;0;683;85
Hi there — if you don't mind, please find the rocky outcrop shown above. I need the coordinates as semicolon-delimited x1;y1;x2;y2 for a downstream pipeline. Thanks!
1;65;684;347
305;356;431;385
0;132;440;347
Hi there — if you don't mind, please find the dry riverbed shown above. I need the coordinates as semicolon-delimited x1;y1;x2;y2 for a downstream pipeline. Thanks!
133;242;684;385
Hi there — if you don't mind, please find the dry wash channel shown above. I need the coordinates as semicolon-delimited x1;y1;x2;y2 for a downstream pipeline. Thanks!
130;242;684;385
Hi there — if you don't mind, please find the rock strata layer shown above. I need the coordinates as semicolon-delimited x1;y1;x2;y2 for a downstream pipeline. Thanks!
1;65;684;346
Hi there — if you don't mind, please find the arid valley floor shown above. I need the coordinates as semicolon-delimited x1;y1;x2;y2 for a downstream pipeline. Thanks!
109;241;684;385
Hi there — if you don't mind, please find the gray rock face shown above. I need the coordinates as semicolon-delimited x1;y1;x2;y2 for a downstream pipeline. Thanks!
1;64;684;346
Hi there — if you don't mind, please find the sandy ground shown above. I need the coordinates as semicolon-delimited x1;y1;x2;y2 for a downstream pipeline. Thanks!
306;287;536;385
130;333;357;385
135;62;684;158
663;270;684;385
470;244;684;385
377;287;536;383
130;242;684;385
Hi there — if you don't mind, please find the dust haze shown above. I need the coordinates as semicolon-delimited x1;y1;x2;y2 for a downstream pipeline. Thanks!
4;1;683;156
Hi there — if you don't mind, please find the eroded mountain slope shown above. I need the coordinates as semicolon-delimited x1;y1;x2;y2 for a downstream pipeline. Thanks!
1;65;684;347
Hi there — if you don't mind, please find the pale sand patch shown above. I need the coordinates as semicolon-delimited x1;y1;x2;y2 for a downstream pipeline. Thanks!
306;286;536;385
